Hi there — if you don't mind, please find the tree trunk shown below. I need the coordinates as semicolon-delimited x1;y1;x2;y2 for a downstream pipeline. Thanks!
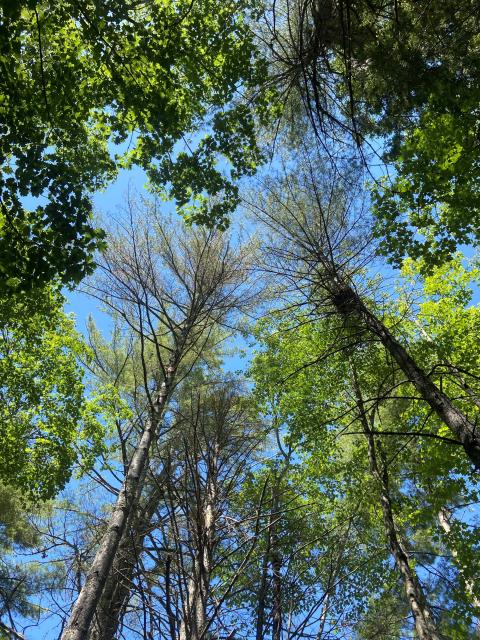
179;445;218;640
316;523;351;640
351;365;440;640
165;554;177;640
61;358;179;640
270;482;282;640
88;513;135;640
89;457;170;640
333;277;480;468
438;507;480;638
89;481;164;640
255;529;271;640
179;568;206;640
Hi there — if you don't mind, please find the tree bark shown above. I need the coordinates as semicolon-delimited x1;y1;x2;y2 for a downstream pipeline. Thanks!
179;445;218;640
438;507;480;638
351;365;440;640
179;568;206;640
61;358;179;640
333;278;480;468
89;479;164;640
165;554;177;640
255;529;271;640
88;512;135;640
270;481;282;640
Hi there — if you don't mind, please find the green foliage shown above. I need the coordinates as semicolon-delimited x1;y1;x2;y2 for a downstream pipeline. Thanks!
250;257;480;635
353;584;408;639
0;0;273;289
333;1;480;265
336;2;480;133
372;102;480;268
0;287;106;499
248;326;406;631
268;1;480;263
0;481;62;626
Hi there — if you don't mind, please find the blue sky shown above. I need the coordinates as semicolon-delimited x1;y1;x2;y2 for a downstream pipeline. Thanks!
64;165;146;332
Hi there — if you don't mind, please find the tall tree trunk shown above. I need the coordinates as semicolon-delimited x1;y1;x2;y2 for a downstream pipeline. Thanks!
179;567;206;640
271;549;282;640
164;554;177;640
61;357;179;640
332;277;480;468
270;481;282;640
438;507;480;638
351;365;440;640
89;478;165;640
255;528;271;640
179;445;218;640
88;512;135;640
254;478;283;640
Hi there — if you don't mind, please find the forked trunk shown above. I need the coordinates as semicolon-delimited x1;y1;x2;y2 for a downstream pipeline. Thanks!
88;512;135;640
179;567;208;640
89;480;164;640
61;359;179;640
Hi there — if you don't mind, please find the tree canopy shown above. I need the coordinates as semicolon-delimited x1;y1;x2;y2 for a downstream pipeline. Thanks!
0;0;269;290
2;2;480;639
0;286;106;499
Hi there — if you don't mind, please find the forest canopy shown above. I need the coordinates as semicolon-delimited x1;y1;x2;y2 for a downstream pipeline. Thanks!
0;2;480;639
